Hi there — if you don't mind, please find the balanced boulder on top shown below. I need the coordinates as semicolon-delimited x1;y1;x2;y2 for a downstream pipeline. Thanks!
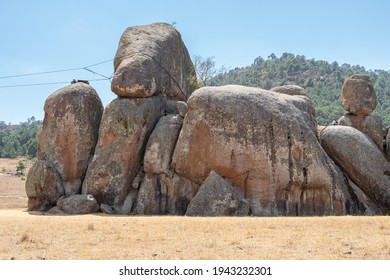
111;23;196;101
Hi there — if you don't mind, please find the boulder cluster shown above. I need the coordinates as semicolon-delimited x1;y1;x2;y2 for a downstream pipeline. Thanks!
25;23;390;216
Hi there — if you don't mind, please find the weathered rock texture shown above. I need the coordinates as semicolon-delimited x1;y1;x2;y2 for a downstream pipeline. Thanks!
38;82;103;196
111;23;196;101
185;171;249;216
172;85;364;216
57;194;100;215
144;114;183;175
25;160;64;211
338;114;383;151
270;85;309;97
320;126;390;214
340;74;377;116
386;129;390;160
26;25;389;217
321;126;390;214
133;172;199;215
82;97;166;210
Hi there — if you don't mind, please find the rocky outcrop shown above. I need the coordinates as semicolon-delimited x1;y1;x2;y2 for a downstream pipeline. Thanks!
172;85;362;216
82;97;166;210
38;82;103;196
337;75;383;151
320;126;390;213
185;171;249;216
25;24;389;217
57;194;100;215
25;160;64;211
340;74;377;116
338;114;383;151
111;23;196;101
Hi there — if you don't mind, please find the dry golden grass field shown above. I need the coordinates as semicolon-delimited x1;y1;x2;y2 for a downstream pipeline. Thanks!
1;158;390;260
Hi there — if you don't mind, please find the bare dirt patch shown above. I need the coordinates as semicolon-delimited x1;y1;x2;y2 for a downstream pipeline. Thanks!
0;158;389;260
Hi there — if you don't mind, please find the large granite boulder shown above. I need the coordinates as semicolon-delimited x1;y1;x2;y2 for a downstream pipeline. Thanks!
111;23;196;101
25;160;64;211
38;82;103;196
320;125;390;213
172;85;364;216
338;113;383;151
57;194;100;215
340;74;377;116
82;97;166;210
185;171;249;216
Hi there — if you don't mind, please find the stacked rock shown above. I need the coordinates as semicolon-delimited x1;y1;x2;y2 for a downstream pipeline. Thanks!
338;74;383;151
81;23;199;215
25;82;104;212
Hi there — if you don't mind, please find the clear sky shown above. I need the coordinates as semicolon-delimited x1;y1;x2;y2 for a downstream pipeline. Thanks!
1;0;389;124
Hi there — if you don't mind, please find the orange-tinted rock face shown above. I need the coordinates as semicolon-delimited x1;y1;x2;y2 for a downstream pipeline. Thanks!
38;83;103;196
341;74;377;116
172;85;371;216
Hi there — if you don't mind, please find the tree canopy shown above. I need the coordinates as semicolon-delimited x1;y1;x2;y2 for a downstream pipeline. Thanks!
208;53;390;126
0;117;41;158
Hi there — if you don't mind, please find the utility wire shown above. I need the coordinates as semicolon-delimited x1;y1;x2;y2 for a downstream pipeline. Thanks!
0;59;113;88
0;78;110;89
0;59;113;80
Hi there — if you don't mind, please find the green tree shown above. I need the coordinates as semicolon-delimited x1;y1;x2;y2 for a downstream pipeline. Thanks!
16;160;26;174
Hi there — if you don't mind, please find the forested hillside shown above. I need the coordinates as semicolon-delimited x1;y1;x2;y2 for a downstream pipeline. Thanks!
209;53;390;126
0;117;41;158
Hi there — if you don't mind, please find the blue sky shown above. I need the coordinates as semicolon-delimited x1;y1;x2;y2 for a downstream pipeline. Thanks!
1;0;389;123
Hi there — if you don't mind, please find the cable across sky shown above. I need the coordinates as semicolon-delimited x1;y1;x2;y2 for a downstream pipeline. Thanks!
0;59;114;88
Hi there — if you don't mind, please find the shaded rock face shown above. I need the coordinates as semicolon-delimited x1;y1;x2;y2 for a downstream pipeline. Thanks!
38;83;103;196
25;160;64;211
172;85;358;216
320;126;390;214
82;97;166;209
144;114;183;175
340;74;377;116
387;130;390;161
111;23;196;101
185;171;249;216
133;173;199;215
338;114;383;151
57;194;100;215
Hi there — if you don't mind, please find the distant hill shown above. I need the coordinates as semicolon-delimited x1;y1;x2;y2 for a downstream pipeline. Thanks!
209;53;390;127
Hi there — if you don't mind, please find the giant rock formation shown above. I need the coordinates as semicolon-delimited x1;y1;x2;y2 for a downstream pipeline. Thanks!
25;23;390;216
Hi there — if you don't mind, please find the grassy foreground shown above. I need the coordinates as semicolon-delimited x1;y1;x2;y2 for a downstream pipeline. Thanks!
0;209;389;260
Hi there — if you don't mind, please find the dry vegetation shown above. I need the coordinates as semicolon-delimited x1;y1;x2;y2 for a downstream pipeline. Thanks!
0;157;28;209
0;158;389;260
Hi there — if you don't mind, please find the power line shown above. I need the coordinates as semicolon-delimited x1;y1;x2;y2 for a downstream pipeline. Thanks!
0;78;110;89
0;59;113;80
0;59;114;89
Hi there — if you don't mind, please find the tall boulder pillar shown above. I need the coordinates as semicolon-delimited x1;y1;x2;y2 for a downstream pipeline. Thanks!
338;75;383;151
37;82;103;196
